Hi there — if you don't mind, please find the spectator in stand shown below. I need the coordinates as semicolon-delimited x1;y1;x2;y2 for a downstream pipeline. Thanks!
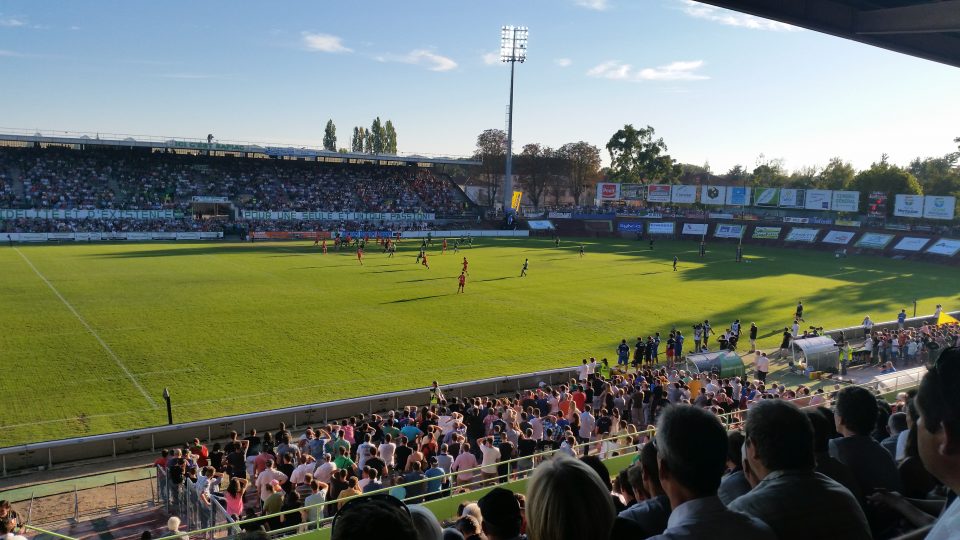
613;442;671;537
330;494;418;540
830;386;902;496
525;454;615;540
882;411;908;457
477;487;523;540
717;431;751;505
729;399;870;540
648;405;775;540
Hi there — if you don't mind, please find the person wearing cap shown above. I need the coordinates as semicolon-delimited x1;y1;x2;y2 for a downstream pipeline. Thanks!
477;487;523;540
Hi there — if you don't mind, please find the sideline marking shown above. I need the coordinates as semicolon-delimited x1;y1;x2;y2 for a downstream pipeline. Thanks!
14;247;158;408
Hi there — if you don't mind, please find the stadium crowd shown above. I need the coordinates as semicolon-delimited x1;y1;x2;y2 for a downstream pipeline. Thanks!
138;332;959;539
0;147;472;216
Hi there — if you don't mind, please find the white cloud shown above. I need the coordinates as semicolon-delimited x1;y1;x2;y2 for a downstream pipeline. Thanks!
482;51;499;65
554;58;572;68
0;17;26;28
587;59;709;81
679;1;797;31
0;49;25;57
380;49;457;72
574;0;608;10
301;32;352;53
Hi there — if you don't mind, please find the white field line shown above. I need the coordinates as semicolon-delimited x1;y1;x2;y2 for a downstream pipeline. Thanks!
13;248;158;409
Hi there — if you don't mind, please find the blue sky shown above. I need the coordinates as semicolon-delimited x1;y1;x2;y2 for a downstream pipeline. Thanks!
1;0;959;173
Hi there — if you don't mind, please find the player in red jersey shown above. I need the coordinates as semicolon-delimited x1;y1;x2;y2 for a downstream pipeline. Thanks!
357;247;363;265
314;235;320;246
321;239;327;254
462;257;469;275
457;272;466;293
442;238;447;254
421;252;430;269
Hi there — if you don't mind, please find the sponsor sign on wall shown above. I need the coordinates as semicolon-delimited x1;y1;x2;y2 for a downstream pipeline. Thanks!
856;233;895;249
785;228;819;242
831;191;860;212
783;216;809;224
620;184;644;200
894;194;924;218
646;185;672;203
647;222;675;235
922;195;956;220
671;185;697;204
926;238;960;256
547;212;572;219
835;220;862;228
527;220;555;230
725;186;751;206
700;185;726;205
752;227;782;239
682;223;708;235
714;224;744;238
804;190;833;210
597;182;621;201
240;210;436;221
822;231;855;245
753;187;780;207
893;237;930;252
778;189;804;208
617;222;644;232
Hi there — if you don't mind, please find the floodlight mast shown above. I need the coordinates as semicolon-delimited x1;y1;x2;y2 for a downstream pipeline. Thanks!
501;25;527;218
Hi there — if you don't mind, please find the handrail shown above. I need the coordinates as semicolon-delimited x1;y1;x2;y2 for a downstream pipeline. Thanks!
23;524;77;540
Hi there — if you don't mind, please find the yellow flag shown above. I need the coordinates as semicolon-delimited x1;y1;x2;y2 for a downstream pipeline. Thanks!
511;190;523;211
937;312;959;325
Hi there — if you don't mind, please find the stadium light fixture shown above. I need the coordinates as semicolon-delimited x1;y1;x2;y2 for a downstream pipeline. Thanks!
500;25;528;219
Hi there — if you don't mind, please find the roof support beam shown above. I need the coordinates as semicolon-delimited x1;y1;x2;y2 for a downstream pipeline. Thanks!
856;1;960;35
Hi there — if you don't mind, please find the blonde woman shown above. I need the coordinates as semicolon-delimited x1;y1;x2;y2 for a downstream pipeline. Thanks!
526;455;615;540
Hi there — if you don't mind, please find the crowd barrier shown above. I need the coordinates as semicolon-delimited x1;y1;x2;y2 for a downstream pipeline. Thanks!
4;232;224;242
1;311;951;476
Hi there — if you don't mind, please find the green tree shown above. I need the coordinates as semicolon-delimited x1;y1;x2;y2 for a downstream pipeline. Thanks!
849;160;923;216
787;165;820;188
516;143;554;209
559;141;602;206
725;165;749;184
384;120;397;154
751;155;788;187
351;127;364;153
370;117;384;154
819;157;855;190
473;129;507;207
364;127;373;154
605;124;680;184
323;119;337;152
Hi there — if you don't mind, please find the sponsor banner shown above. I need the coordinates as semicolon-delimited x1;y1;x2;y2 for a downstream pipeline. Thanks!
894;194;924;218
620;184;644;200
647;222;675;235
47;232;75;240
172;140;244;152
511;191;523;212
752;227;782;239
640;212;663;219
646;185;672;203
753;187;780;207
19;232;48;242
126;232;153;240
835;219;861;228
191;196;230;203
778;189;804;208
701;185;726;205
685;211;706;219
671;185;697;204
926;238;960;256
885;223;911;231
682;223;708;235
102;233;127;240
785;228;819;242
547;212;572;219
714;224;744;238
176;232;202;240
597;182;621;201
740;214;761;221
527;220;555;230
240;210;436;221
617;222;644;232
708;212;734;220
822;230;855;245
923;195;956;220
725;186;751;206
74;232;103;241
153;232;178;239
253;231;332;240
201;232;222;239
804;189;833;210
893;237;930;252
831;191;860;212
0;208;183;220
856;233;895;249
783;216;809;224
811;217;834;225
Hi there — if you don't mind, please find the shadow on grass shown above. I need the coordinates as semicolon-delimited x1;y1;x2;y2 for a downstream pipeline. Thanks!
382;294;451;304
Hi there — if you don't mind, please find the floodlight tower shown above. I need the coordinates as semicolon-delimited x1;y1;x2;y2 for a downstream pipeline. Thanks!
501;25;527;217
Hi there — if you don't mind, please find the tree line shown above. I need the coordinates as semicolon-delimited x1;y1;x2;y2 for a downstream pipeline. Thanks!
472;122;960;215
321;118;398;155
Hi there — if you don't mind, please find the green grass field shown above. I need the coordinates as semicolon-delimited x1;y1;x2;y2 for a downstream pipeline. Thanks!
1;237;957;447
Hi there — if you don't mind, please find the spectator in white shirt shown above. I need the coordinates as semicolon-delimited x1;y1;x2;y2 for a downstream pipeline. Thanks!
378;434;397;469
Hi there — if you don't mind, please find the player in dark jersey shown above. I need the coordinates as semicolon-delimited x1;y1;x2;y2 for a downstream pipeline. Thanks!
673;256;678;271
520;258;528;277
578;244;584;257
